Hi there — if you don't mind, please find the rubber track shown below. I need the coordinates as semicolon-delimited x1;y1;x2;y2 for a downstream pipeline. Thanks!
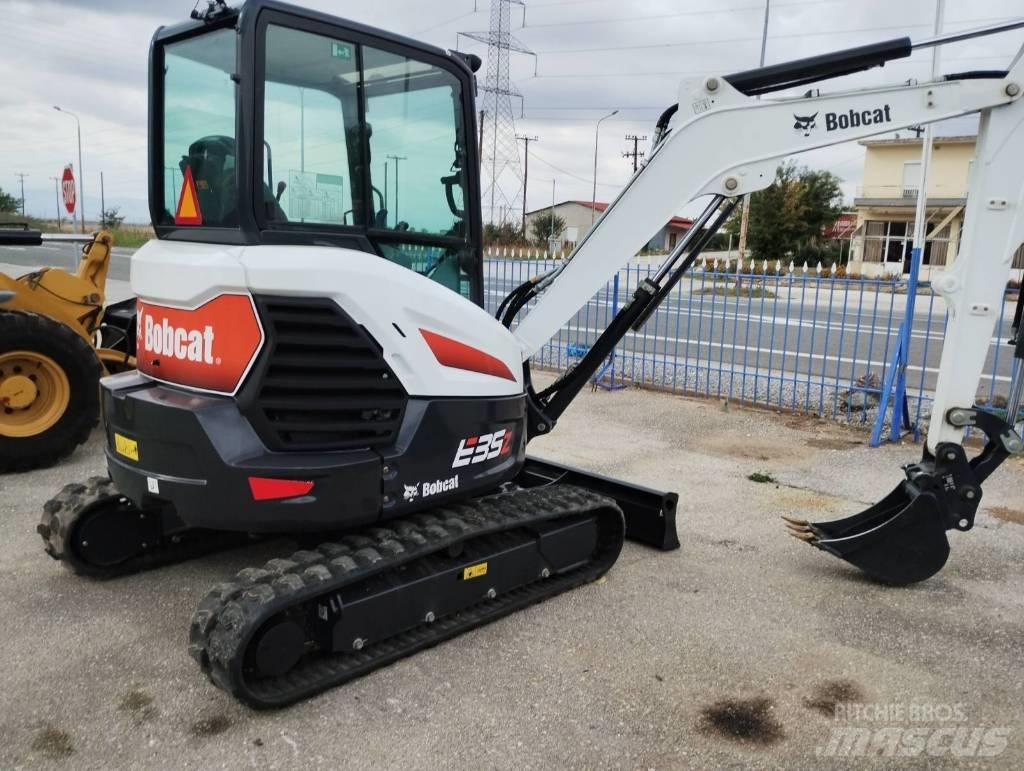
189;484;625;708
39;476;249;578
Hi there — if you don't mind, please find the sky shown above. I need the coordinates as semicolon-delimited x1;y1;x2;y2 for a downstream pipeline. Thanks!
1;0;1022;225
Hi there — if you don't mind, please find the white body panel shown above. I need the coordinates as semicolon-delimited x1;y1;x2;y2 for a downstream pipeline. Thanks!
130;240;524;398
929;94;1024;450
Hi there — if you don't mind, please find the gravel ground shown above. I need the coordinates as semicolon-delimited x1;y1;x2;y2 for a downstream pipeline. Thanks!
1;376;1022;769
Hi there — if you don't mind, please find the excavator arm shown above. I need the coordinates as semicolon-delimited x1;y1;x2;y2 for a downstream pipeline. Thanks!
507;20;1024;584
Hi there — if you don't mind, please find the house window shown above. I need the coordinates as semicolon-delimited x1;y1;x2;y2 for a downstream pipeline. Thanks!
862;220;910;264
669;232;678;249
902;161;921;199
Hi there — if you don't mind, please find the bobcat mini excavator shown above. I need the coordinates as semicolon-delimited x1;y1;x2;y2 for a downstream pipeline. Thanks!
40;0;1024;707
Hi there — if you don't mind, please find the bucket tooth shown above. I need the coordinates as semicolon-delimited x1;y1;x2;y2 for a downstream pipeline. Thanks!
787;530;817;543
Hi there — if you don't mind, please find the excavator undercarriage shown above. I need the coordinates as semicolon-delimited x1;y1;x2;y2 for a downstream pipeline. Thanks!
38;0;1024;708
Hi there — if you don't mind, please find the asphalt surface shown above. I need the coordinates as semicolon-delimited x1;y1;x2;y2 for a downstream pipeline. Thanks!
0;242;134;282
1;378;1022;769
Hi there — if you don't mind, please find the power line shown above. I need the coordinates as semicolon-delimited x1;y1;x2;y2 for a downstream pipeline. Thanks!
527;16;1021;55
523;3;768;29
525;53;1019;80
528;148;627;188
414;6;481;35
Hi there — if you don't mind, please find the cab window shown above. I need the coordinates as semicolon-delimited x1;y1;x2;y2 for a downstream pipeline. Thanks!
160;28;237;227
363;46;468;238
261;25;361;226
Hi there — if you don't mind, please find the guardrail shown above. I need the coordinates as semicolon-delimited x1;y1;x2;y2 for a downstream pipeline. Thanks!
485;257;1017;432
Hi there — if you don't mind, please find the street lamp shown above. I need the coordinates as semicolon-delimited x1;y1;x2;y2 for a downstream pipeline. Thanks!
591;109;618;226
53;105;84;233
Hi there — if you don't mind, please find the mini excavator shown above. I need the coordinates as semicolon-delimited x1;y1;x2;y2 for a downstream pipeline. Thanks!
40;0;1024;706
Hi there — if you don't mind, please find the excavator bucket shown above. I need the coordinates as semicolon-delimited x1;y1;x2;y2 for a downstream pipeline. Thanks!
784;408;1022;586
783;484;950;585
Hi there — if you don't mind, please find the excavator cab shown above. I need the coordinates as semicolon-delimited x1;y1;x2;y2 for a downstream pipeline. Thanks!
153;0;482;299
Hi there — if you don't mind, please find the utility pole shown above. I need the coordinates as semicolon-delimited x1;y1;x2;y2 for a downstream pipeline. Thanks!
549;178;556;250
516;134;538;236
623;134;647;173
49;176;62;231
100;171;105;226
383;159;389;226
15;173;28;218
737;0;770;259
386;155;406;224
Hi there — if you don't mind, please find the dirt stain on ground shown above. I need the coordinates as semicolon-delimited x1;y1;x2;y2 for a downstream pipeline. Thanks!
698;696;785;745
702;436;808;464
710;538;757;553
191;714;232;737
31;726;74;760
806;437;863;451
775;488;847;514
804;679;866;717
989;506;1024;525
119;687;157;725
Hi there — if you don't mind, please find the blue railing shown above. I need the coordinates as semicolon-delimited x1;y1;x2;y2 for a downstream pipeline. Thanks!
484;257;1017;430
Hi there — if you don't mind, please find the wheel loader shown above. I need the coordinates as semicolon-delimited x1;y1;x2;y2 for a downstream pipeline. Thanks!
41;0;1024;707
0;227;135;472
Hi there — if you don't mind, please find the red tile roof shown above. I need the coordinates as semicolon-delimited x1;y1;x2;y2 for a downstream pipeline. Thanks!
573;200;692;228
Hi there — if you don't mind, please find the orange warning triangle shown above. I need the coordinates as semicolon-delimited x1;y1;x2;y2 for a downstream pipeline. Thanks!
174;165;203;226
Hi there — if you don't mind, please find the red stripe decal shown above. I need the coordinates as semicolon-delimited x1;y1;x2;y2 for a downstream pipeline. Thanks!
248;477;314;501
419;329;516;381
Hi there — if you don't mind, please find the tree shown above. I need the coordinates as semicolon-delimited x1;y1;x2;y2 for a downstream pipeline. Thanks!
725;163;844;261
483;221;526;246
100;207;125;229
0;186;20;214
530;211;565;246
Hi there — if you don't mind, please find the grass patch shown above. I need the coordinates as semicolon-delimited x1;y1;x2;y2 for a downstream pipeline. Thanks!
747;472;777;484
108;225;154;248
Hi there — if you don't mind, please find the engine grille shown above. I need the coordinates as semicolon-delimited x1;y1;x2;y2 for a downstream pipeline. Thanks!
248;297;407;451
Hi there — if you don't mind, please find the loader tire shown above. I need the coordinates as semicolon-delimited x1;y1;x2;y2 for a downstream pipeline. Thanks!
0;310;102;473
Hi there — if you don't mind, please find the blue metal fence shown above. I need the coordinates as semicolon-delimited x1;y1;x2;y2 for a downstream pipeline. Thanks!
484;257;1017;430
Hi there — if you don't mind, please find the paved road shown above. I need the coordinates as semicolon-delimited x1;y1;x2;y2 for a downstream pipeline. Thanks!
3;245;1017;408
0;242;135;281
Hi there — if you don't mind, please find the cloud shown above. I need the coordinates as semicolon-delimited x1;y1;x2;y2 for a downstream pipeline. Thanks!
2;0;1021;224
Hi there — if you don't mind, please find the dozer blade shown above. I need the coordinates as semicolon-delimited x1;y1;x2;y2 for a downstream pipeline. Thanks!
784;483;950;585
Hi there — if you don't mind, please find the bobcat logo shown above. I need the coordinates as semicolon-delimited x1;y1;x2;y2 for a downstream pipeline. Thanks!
793;113;818;136
403;483;419;502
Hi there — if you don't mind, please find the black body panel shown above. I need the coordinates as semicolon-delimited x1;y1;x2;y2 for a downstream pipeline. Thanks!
101;371;526;534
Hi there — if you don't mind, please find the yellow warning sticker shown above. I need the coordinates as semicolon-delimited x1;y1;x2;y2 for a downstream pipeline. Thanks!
462;562;488;580
114;432;139;461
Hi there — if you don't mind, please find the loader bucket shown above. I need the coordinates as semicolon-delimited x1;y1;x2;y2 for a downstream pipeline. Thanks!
783;482;950;585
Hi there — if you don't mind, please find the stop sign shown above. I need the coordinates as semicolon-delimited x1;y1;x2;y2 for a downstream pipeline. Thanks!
61;166;76;214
